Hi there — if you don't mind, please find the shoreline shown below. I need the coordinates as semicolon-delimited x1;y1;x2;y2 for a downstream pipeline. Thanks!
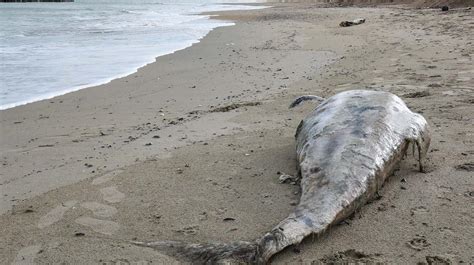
0;2;267;111
0;28;220;111
1;2;473;264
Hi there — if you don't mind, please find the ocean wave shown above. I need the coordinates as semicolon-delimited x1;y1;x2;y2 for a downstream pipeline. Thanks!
120;9;140;14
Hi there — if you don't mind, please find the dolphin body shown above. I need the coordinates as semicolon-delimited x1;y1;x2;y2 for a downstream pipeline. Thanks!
133;90;431;264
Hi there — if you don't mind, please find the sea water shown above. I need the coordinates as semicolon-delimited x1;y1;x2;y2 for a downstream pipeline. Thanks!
0;0;264;110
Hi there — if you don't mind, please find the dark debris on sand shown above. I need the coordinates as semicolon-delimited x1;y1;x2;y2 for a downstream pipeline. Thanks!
455;162;474;171
403;91;431;98
210;102;261;113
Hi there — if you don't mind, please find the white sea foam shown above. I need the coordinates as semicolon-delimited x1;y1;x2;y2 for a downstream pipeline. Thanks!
0;0;265;110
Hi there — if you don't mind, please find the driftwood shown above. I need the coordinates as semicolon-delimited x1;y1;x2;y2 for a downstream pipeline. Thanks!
340;18;366;27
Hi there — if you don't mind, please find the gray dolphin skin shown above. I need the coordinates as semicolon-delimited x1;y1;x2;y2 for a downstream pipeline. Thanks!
133;90;431;264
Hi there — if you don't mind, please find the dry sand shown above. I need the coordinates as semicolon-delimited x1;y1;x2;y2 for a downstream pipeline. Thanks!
1;3;473;264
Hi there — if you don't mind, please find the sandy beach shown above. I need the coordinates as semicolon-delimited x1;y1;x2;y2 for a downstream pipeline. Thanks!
1;2;473;264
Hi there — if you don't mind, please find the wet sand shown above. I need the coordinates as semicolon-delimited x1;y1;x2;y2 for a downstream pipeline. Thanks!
1;3;473;264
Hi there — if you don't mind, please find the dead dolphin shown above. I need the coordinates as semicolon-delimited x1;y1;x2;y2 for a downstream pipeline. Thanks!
133;90;431;264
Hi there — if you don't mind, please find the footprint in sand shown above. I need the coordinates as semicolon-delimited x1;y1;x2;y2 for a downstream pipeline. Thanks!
81;202;118;218
100;186;125;203
319;249;381;263
407;236;431;251
38;200;77;229
91;169;124;186
75;216;120;235
12;245;42;265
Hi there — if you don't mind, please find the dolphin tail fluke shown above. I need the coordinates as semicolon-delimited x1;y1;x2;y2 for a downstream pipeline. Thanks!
289;95;325;109
257;215;319;262
131;240;261;264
